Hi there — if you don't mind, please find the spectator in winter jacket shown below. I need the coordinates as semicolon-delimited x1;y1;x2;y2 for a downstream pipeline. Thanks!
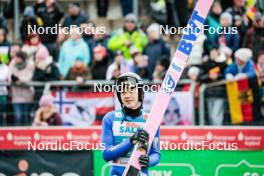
206;1;222;43
22;33;49;60
143;23;170;79
200;47;229;125
62;2;88;28
33;95;62;126
91;45;109;80
34;0;64;57
0;28;11;64
33;47;60;108
9;43;22;63
225;0;249;45
9;51;35;125
225;48;257;80
251;12;264;61
90;33;112;61
208;12;240;52
108;13;148;60
131;47;149;79
58;28;91;78
0;59;11;125
152;57;170;81
20;6;39;43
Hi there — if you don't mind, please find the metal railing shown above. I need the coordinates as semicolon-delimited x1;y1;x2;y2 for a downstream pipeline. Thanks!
0;79;196;126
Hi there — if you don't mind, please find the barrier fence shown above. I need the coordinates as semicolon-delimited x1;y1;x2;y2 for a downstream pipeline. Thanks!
0;126;263;176
0;78;263;126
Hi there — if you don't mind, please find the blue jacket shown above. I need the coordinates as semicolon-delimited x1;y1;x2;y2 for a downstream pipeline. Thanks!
58;38;90;77
102;110;160;176
224;59;257;78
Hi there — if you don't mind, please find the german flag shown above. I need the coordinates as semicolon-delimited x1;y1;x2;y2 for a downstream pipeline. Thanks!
226;77;261;124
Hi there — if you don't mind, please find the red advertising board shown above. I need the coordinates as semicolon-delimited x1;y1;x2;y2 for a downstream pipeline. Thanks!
0;126;263;150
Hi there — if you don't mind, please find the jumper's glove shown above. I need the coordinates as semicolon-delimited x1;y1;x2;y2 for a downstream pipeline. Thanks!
11;74;19;82
130;129;149;145
139;154;149;169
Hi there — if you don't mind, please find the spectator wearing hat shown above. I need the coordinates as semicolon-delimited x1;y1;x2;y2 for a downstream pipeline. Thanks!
58;27;91;78
9;51;35;125
33;47;60;108
225;48;257;80
22;33;49;60
63;2;88;28
32;95;62;126
108;13;148;60
0;58;11;126
208;12;240;52
20;6;38;43
143;23;170;79
90;32;112;61
91;45;109;80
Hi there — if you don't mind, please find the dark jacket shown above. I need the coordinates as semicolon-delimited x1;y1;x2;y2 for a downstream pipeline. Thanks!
63;13;88;28
143;39;170;78
200;58;228;97
208;32;240;52
91;58;109;80
34;2;64;43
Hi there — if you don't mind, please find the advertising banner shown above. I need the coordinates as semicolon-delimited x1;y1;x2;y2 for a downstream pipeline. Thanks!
0;150;93;176
93;150;264;176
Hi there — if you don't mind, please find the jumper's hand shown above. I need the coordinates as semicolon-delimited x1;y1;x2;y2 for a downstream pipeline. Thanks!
139;154;149;169
130;129;149;145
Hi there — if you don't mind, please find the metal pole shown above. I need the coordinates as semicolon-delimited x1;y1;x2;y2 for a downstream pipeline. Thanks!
199;84;206;125
133;0;138;19
14;0;20;40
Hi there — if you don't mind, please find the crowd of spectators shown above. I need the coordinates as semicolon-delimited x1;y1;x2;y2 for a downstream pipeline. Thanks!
0;0;263;126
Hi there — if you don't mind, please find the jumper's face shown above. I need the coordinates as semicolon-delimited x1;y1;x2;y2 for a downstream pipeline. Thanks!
120;82;140;109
